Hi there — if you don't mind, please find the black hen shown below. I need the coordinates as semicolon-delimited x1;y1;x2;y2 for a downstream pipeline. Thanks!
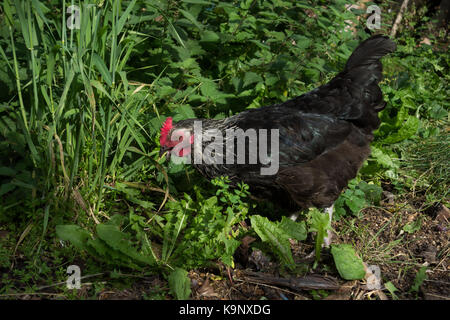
160;35;396;244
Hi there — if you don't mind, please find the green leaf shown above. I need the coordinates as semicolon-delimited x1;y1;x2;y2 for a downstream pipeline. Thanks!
384;281;399;300
358;181;383;205
430;104;448;120
168;268;191;300
0;183;16;196
86;237;141;269
162;201;189;263
200;30;220;42
344;190;366;214
179;9;203;30
169;24;185;48
92;53;112;87
0;167;16;176
182;0;212;5
173;104;196;121
371;146;396;169
292;35;312;49
410;266;427;293
200;79;219;97
220;237;240;267
250;215;294;267
403;216;422;234
96;224;156;266
55;225;91;251
116;0;137;35
380;116;419;144
331;244;366;280
243;72;263;88
308;208;331;262
278;216;307;241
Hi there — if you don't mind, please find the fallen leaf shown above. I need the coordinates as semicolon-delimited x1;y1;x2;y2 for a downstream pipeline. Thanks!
197;278;219;298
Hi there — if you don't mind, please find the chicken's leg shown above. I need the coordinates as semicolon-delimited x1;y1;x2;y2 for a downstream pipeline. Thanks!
323;205;334;247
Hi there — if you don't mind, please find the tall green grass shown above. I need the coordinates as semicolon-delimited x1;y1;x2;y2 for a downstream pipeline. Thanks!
1;0;162;221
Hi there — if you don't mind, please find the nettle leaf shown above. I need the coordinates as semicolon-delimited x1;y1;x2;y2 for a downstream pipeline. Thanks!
249;39;270;50
173;104;196;121
331;244;366;280
168;162;186;174
200;79;219;97
278;216;307;241
158;86;177;98
430;104;448;120
333;196;347;220
200;30;220;42
292;35;312;49
243;72;263;88
149;116;164;134
250;215;294;267
179;9;203;30
168;268;191;300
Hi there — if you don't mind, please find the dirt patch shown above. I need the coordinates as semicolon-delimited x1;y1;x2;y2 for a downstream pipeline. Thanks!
335;201;449;299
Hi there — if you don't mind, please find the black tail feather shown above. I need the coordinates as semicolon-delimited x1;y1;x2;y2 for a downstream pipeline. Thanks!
345;35;397;71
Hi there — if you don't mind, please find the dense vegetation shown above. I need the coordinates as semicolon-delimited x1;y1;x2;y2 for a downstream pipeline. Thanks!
0;0;448;300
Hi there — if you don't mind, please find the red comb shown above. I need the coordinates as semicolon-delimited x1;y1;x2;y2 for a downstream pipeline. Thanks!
160;117;173;146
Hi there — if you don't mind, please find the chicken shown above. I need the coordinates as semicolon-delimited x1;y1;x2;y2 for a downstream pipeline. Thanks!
159;35;396;246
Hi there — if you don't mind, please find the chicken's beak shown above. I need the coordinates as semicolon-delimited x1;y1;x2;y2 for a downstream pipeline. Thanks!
159;146;170;160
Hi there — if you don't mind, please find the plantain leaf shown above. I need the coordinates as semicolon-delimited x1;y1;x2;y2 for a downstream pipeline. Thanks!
331;244;366;280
